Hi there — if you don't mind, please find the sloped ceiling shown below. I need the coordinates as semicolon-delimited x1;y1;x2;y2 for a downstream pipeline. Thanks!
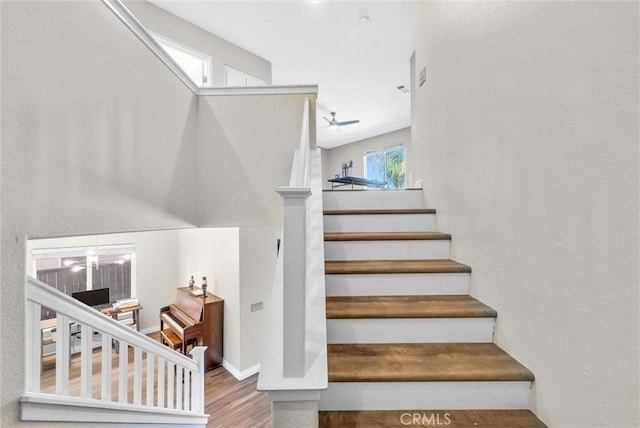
149;0;415;149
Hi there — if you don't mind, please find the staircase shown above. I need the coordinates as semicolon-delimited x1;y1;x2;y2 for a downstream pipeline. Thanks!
318;189;546;428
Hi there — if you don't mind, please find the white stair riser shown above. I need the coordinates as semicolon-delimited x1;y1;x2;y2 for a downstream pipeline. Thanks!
319;381;532;411
327;318;495;344
323;214;436;233
325;273;470;296
325;240;450;261
323;190;423;211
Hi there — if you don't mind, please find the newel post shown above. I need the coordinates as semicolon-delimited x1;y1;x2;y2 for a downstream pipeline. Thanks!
189;346;207;413
277;186;312;378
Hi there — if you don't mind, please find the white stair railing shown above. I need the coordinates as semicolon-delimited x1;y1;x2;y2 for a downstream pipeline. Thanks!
258;97;328;427
21;276;208;425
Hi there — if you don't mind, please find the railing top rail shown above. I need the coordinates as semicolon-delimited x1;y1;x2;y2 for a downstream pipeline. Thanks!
27;276;199;371
199;85;318;97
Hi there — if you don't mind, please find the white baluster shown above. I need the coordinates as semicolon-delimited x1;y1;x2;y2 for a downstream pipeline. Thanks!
184;370;191;411
101;333;112;401
133;347;142;405
80;324;93;398
119;340;128;403
56;314;71;395
176;366;183;410
157;358;165;408
167;362;174;409
26;301;41;393
146;352;154;406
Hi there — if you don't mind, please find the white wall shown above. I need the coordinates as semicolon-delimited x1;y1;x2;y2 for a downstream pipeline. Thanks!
26;230;180;331
124;1;272;86
197;94;309;227
239;226;277;371
1;1;198;426
322;127;411;189
412;2;639;427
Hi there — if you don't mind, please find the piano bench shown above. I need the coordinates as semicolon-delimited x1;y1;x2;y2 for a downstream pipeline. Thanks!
161;329;183;351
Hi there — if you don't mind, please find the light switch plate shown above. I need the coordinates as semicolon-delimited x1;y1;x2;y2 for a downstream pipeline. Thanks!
419;67;426;87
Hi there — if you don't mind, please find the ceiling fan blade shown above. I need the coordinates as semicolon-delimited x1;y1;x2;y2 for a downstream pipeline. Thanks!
337;120;360;126
322;116;332;124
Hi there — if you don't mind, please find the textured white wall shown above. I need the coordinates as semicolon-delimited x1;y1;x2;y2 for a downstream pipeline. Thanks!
239;226;277;371
124;1;272;86
412;2;639;427
26;231;180;331
178;228;241;371
197;94;308;227
322;127;412;190
1;1;198;426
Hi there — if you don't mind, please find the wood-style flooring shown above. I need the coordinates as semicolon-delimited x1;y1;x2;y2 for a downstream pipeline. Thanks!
326;295;497;319
327;343;535;383
325;259;472;274
40;332;270;428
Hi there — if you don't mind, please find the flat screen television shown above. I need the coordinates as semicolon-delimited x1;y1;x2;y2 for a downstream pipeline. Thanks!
71;287;110;307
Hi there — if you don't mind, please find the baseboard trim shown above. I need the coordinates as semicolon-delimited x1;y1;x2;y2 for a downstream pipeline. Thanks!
20;392;208;425
222;359;260;381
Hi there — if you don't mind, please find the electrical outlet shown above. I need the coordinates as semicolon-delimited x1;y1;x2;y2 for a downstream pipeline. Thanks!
419;67;426;87
251;302;263;312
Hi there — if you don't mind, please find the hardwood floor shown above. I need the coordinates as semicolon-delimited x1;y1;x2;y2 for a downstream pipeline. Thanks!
204;367;270;428
40;332;271;428
325;259;472;274
327;343;535;382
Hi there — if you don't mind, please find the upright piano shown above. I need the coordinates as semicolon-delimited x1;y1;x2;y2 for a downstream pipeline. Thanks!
160;287;223;370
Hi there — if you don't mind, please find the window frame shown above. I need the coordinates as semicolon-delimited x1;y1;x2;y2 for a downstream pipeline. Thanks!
363;143;407;189
151;32;213;87
31;244;137;299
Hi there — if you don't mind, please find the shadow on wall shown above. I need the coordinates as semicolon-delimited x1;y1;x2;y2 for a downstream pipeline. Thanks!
196;94;309;227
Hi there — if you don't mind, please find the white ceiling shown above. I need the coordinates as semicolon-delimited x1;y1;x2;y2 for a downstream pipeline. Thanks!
149;1;415;149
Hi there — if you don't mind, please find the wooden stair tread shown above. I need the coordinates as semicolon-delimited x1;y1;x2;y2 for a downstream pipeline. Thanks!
328;343;534;382
323;208;436;215
325;231;451;241
319;409;547;428
326;295;497;319
325;259;471;274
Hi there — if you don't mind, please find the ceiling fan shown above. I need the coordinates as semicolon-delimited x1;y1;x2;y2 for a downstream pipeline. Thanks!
322;112;360;128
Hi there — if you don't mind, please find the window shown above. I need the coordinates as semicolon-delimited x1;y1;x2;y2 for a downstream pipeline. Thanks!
225;65;267;86
152;33;212;87
364;145;406;189
32;245;136;319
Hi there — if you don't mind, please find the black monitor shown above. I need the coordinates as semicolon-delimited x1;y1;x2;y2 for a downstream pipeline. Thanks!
72;288;110;307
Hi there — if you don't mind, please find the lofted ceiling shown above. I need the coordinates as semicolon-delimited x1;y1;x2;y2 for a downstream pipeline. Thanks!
148;0;415;149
